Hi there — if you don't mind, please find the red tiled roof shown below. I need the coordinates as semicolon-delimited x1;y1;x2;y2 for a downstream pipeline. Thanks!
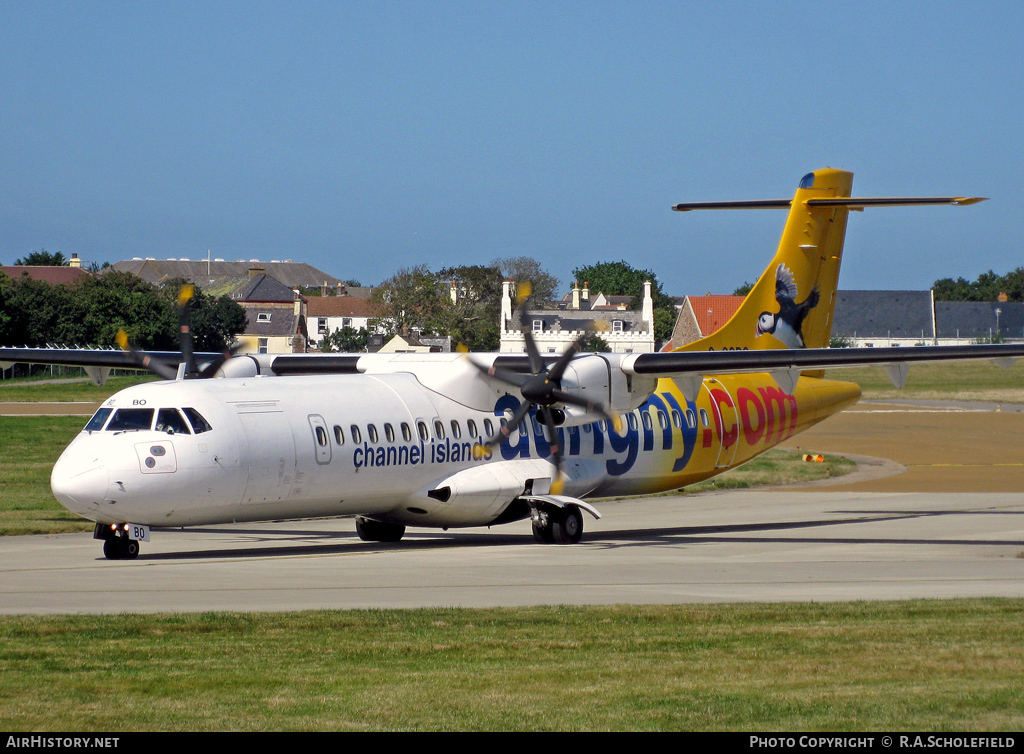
689;295;744;335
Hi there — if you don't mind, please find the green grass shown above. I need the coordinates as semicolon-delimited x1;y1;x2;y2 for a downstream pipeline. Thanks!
0;374;157;403
826;359;1024;403
0;416;91;535
2;601;1023;731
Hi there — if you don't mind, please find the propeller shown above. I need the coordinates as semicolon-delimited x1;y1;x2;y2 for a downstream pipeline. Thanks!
467;283;621;494
116;283;239;380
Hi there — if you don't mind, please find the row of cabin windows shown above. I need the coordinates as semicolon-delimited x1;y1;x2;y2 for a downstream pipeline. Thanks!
326;406;711;448
331;418;499;447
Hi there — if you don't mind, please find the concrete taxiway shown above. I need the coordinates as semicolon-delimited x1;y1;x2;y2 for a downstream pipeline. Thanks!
2;401;1022;614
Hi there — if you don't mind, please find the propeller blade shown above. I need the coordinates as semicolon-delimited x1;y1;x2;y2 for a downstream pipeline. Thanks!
176;284;199;377
197;343;242;379
546;332;587;383
116;329;178;380
465;356;529;388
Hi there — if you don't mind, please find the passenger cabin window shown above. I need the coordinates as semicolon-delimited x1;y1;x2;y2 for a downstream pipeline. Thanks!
417;421;429;441
483;419;494;436
450;420;461;439
698;408;710;428
467;419;478;437
84;407;112;432
156;408;191;435
367;424;378;443
685;409;697;429
384;423;395;442
401;423;412;442
433;420;445;439
315;426;328;446
350;424;362;443
334;425;345;445
107;408;154;432
182;408;213;434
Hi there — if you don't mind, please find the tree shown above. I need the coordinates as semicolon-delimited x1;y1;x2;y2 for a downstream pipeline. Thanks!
15;249;66;266
370;265;446;337
733;281;754;297
320;326;370;353
437;264;503;351
159;278;248;352
492;256;561;307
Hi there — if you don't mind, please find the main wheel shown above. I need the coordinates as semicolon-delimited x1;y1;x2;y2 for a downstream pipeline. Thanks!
551;505;584;545
532;518;555;544
355;517;406;542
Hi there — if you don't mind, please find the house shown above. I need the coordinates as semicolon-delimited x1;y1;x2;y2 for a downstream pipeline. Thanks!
664;294;745;350
306;296;381;349
230;273;308;354
0;263;92;286
499;280;656;354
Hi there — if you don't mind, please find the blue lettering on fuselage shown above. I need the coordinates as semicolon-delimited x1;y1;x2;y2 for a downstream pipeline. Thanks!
492;392;698;477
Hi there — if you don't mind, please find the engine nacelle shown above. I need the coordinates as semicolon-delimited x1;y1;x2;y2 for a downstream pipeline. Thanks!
559;354;657;415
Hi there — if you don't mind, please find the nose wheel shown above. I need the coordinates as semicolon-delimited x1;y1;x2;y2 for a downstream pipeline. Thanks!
96;524;141;560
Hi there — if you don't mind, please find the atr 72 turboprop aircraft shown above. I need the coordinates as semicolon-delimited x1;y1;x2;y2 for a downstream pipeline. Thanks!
5;168;1024;559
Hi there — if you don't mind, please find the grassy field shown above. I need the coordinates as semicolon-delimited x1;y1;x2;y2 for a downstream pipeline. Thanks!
0;374;156;403
3;600;1023;731
0;415;92;535
826;359;1024;404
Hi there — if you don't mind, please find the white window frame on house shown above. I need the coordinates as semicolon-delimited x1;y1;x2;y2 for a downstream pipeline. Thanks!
532;319;543;333
258;338;268;354
257;312;272;323
318;319;328;334
612;320;624;333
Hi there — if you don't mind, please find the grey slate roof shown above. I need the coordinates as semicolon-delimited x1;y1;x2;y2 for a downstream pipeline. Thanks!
112;259;343;289
230;274;298;302
935;301;1024;340
831;290;935;339
514;309;647;333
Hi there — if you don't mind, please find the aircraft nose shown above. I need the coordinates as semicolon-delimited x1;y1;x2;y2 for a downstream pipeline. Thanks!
50;459;109;513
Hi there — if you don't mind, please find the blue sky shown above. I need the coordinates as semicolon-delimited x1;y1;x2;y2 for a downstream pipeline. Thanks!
1;1;1021;296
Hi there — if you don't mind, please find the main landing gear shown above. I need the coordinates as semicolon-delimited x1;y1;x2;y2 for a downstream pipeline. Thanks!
355;517;406;542
94;523;141;560
531;504;584;545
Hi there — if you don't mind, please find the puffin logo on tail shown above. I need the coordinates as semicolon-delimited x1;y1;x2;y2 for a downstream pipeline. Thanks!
756;263;819;349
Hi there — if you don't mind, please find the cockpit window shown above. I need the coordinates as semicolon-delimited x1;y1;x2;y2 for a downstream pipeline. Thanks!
107;408;155;432
182;407;213;434
84;407;113;432
156;408;192;435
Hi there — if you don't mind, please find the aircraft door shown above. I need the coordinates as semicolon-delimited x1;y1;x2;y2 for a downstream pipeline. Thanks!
308;414;332;465
238;410;297;505
704;378;739;469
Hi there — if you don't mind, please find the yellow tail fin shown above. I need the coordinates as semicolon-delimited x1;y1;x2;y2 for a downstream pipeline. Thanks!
676;168;854;352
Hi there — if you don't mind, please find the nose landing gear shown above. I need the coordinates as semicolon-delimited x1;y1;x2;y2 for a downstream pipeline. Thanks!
95;523;142;560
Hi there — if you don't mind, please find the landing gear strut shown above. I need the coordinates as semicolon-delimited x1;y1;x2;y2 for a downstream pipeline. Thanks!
531;504;584;545
355;517;406;542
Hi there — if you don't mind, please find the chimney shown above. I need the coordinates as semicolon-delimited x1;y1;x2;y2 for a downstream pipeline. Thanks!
248;265;265;279
68;253;82;268
571;281;580;310
581;282;590;310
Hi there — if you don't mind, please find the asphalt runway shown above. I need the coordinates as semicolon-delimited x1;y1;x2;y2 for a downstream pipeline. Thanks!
2;401;1023;614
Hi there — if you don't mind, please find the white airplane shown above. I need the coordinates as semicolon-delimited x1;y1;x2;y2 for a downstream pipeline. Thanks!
4;168;1022;560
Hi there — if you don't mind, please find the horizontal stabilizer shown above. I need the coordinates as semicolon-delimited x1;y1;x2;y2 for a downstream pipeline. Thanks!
673;196;986;211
